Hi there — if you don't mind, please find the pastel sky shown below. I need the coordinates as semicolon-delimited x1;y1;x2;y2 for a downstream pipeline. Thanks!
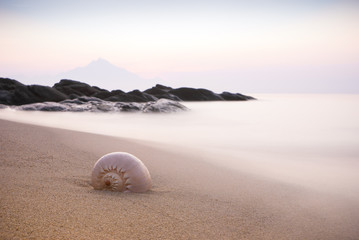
1;0;359;92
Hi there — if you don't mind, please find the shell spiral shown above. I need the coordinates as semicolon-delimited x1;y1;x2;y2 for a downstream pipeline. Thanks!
91;152;152;193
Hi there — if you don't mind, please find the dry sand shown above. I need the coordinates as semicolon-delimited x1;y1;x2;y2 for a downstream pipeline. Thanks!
1;119;358;239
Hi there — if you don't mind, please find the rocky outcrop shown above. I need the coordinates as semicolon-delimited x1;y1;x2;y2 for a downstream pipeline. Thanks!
0;78;255;107
0;78;68;105
53;79;159;103
14;98;188;113
144;84;254;101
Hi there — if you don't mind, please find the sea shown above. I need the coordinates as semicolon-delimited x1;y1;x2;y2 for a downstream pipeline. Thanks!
1;94;359;200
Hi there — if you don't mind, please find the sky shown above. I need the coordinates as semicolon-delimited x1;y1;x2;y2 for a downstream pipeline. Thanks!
1;0;359;93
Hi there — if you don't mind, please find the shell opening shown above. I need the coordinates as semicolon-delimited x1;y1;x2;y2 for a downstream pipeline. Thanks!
102;171;126;191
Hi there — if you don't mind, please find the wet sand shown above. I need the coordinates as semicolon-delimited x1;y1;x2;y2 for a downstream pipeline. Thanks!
0;119;358;239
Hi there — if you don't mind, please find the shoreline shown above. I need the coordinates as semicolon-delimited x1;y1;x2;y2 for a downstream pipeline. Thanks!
1;119;358;239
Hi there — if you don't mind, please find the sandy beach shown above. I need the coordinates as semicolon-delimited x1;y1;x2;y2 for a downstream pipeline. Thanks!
1;119;358;239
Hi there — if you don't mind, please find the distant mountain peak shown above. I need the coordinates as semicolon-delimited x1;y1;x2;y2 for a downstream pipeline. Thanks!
87;58;117;68
89;57;111;65
95;57;107;62
56;58;158;91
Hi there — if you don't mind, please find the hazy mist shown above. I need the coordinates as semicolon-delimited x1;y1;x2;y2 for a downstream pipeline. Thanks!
1;94;359;199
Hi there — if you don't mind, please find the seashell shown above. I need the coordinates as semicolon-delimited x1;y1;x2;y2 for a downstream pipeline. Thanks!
91;152;152;192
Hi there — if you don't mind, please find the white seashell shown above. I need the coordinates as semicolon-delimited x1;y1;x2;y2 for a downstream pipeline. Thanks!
91;152;152;192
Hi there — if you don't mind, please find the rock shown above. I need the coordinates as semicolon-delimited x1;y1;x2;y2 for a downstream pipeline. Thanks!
103;91;156;102
0;90;13;105
11;97;188;113
0;78;25;90
92;103;116;112
144;84;172;95
0;78;68;105
27;85;68;102
115;102;143;112
144;87;165;96
53;79;103;97
127;90;158;102
156;93;182;101
92;89;123;99
142;99;189;113
219;92;256;101
61;102;92;112
16;102;69;111
169;87;224;101
154;84;173;91
0;104;8;109
76;96;103;102
144;85;181;101
104;93;139;102
60;98;85;104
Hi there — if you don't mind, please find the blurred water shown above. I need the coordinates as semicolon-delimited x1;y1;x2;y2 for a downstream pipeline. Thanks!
1;94;359;198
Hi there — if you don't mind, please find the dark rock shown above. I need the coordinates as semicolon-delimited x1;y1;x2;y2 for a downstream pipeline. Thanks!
27;85;68;102
111;90;125;95
92;91;111;99
1;77;255;108
53;79;102;97
92;89;125;100
0;90;13;105
144;85;181;101
127;90;158;102
0;78;67;105
67;93;80;99
220;92;256;101
0;78;25;90
144;84;172;95
105;93;137;102
154;84;173;91
144;87;167;95
169;88;224;101
92;90;116;99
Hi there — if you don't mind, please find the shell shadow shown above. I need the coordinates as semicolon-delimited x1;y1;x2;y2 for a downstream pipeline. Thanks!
67;175;170;196
89;186;170;196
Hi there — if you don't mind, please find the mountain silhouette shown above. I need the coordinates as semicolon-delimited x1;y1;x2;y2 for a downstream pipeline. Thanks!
57;58;159;91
